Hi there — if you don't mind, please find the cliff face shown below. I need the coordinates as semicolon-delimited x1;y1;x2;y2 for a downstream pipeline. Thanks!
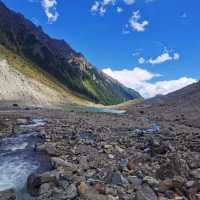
0;1;141;105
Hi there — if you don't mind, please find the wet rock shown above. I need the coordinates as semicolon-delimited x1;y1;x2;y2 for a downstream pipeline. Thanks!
0;189;16;200
136;184;158;200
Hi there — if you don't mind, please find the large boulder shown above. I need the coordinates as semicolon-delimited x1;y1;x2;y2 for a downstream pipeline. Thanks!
35;143;59;156
27;170;59;196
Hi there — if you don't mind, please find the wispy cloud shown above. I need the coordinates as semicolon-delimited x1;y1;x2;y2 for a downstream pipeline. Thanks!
137;50;180;65
149;52;180;64
123;0;135;5
91;0;116;16
103;67;197;98
41;0;59;23
116;7;123;13
129;10;149;32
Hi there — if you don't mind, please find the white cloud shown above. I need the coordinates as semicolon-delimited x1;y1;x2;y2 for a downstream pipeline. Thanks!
103;67;197;98
91;1;100;13
129;10;149;32
91;0;116;16
148;52;180;65
116;7;123;13
173;53;180;60
41;0;59;23
138;57;145;64
123;0;135;5
145;0;156;3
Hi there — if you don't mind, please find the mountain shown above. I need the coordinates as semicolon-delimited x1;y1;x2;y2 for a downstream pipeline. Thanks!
130;81;200;128
0;1;141;106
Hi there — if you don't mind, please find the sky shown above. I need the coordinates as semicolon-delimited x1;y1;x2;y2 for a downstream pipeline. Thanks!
2;0;200;98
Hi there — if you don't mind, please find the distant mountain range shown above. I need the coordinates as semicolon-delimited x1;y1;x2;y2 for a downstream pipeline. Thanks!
0;1;141;106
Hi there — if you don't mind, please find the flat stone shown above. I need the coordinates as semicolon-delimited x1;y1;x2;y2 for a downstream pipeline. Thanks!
51;157;77;172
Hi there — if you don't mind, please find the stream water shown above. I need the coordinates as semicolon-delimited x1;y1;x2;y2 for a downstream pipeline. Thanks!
0;119;51;200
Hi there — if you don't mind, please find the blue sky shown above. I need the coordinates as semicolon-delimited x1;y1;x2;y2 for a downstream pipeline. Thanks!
2;0;199;97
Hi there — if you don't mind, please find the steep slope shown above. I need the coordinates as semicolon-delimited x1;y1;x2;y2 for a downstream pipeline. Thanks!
0;1;141;105
0;45;94;107
126;81;200;128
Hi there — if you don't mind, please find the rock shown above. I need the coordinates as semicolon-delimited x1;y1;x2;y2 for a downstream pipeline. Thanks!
191;168;200;179
156;156;189;180
105;170;127;186
27;171;59;196
78;182;88;195
159;177;185;192
105;186;118;196
0;189;16;200
185;181;195;188
36;143;59;156
39;183;51;195
136;184;158;200
143;176;159;187
115;145;124;153
79;156;89;171
108;195;119;200
159;179;174;191
94;183;106;195
84;190;108;200
64;184;78;199
108;154;114;159
127;160;137;170
111;172;128;186
51;157;77;172
16;118;28;125
119;159;128;171
128;176;142;190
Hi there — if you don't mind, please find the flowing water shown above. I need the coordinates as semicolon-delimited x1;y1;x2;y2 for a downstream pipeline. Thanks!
0;119;51;200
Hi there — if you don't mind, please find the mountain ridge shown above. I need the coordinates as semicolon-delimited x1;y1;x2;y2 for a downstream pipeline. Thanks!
0;1;141;105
